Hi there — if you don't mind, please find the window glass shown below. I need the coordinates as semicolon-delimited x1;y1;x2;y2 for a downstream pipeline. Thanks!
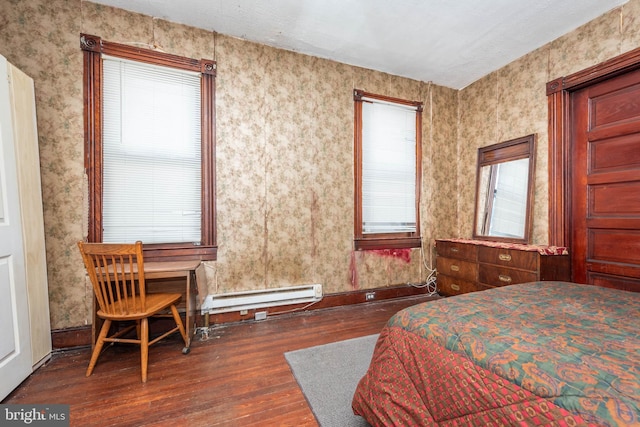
102;57;202;244
362;100;417;234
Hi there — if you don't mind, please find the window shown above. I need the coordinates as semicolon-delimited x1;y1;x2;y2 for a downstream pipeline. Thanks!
81;34;217;261
353;90;422;250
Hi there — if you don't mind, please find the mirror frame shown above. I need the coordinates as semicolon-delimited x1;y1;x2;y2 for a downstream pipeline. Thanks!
472;134;536;244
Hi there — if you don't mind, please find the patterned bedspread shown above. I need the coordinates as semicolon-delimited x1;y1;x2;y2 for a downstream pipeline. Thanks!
352;282;640;426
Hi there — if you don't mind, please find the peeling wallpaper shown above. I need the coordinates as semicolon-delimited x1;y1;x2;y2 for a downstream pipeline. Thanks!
0;0;638;329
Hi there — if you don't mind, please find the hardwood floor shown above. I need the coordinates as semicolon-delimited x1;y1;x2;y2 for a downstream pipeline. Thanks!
3;295;438;426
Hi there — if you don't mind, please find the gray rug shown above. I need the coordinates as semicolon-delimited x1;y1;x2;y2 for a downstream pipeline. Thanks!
284;334;378;427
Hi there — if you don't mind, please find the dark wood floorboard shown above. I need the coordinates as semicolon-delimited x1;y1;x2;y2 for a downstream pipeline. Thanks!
3;295;438;426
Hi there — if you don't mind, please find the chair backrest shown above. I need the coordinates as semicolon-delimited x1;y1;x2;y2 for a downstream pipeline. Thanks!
78;241;147;316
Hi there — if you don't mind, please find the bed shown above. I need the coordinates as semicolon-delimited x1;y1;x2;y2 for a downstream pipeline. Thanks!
352;281;639;426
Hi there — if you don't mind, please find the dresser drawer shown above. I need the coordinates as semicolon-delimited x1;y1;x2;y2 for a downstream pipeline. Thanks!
477;246;537;270
437;274;478;296
478;264;538;287
436;240;477;261
436;256;477;281
435;239;569;297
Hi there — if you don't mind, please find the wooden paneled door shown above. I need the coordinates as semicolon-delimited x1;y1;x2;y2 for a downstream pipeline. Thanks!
569;68;640;292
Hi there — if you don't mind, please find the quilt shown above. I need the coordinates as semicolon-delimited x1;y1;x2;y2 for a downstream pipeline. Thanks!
352;282;639;426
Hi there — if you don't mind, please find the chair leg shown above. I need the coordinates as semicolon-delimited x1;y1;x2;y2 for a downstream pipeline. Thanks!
140;317;149;383
170;304;188;346
86;319;111;377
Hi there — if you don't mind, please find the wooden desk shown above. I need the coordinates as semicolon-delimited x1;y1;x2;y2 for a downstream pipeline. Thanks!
92;260;201;350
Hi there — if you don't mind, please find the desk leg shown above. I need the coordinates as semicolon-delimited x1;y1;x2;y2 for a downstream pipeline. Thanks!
92;295;100;349
184;270;197;351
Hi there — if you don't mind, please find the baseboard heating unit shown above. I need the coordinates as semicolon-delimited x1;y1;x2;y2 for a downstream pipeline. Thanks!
201;284;323;314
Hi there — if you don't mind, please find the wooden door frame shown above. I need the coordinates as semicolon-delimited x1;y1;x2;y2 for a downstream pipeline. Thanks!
547;47;640;249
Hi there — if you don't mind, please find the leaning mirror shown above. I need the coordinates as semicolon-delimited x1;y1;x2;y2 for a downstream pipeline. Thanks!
473;134;536;244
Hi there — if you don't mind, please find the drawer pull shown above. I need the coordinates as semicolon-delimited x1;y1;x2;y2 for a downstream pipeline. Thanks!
498;253;512;262
499;274;512;283
450;265;460;272
451;248;459;253
450;283;460;291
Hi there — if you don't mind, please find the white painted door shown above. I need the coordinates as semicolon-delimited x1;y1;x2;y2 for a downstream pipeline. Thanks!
0;55;32;400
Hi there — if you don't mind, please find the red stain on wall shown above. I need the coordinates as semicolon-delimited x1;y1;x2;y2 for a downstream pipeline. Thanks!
371;249;412;263
350;250;359;290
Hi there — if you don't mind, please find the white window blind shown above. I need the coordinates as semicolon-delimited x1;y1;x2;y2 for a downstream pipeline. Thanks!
102;56;202;244
361;99;417;234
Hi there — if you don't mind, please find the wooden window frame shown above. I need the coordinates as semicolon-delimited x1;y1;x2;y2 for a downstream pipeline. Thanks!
353;89;422;251
81;33;217;261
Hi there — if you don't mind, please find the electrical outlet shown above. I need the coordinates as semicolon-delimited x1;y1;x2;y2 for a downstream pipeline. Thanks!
255;311;267;321
365;292;375;301
240;309;248;315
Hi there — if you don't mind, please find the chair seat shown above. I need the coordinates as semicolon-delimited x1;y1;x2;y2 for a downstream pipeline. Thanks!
97;292;183;321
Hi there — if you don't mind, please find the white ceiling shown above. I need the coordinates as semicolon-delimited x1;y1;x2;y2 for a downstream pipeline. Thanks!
91;0;628;89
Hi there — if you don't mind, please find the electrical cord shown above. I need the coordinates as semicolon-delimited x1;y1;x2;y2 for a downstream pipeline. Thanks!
408;238;438;296
265;299;323;317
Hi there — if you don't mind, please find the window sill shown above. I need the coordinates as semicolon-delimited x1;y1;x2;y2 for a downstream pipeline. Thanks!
354;237;421;251
142;244;217;262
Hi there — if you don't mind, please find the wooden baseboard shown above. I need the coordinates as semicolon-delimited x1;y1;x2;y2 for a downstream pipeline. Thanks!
51;284;438;349
51;326;93;350
203;284;437;326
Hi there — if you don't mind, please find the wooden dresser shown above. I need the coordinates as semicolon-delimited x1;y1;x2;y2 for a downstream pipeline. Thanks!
435;239;570;296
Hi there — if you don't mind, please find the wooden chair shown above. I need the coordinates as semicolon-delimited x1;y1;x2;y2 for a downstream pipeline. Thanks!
77;241;189;382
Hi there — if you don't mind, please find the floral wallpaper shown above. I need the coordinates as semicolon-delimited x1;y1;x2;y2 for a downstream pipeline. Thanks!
456;1;640;245
0;0;638;330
